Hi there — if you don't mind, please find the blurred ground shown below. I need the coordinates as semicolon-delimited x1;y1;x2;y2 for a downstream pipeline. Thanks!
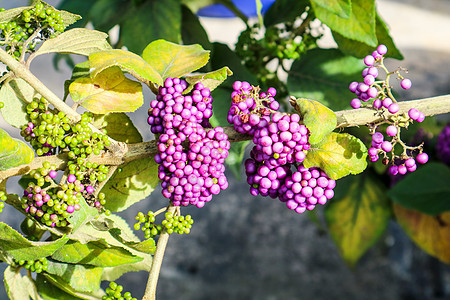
0;0;449;300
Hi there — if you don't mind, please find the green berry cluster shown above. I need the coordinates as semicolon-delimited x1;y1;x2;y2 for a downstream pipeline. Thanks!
103;282;136;300
0;2;66;59
20;162;83;227
14;257;49;273
0;190;6;213
134;211;193;239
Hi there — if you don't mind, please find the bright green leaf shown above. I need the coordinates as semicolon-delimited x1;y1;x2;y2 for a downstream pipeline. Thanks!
325;173;391;267
142;39;210;80
263;0;309;27
69;66;144;114
304;132;368;180
312;0;377;46
0;6;31;23
333;13;403;60
310;0;351;18
394;204;450;264
291;97;337;144
0;78;38;128
89;49;163;86
185;67;233;93
51;239;143;267
388;163;450;215
45;261;102;293
36;273;104;300
33;28;111;57
0;222;69;261
66;197;98;233
93;113;142;144
121;0;181;54
101;157;159;212
0;128;34;171
4;266;35;300
287;48;364;110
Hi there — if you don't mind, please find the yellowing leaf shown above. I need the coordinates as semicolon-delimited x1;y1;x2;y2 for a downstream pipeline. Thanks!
69;66;143;114
185;67;233;93
325;174;391;267
0;128;34;171
142;39;210;80
291;97;337;144
304;132;367;180
89;49;163;85
93;113;142;143
394;204;450;263
34;28;111;57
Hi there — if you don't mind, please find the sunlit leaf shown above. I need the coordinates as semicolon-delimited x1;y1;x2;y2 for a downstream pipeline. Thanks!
89;49;163;85
142;39;210;80
304;132;368;180
291;97;337;144
36;273;104;300
394;204;450;263
69;66;143;114
325;173;391;267
66;197;98;233
185;67;232;93
93;113;142;144
46;261;102;292
310;0;351;18
4;266;35;300
0;128;34;171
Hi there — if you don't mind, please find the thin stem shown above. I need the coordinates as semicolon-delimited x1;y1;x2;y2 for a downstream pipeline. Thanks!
142;204;177;300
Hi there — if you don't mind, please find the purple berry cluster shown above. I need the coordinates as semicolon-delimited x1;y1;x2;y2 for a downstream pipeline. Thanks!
228;81;335;213
150;78;230;208
349;44;415;114
436;124;450;165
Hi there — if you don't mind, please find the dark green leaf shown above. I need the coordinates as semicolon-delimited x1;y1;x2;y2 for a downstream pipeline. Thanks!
325;173;391;267
0;128;34;171
388;163;450;215
89;49;163;86
4;266;35;300
310;0;351;19
45;260;102;292
0;222;69;261
57;0;96;28
142;39;209;80
313;0;377;46
93;113;142;143
291;97;337;144
333;13;403;60
51;239;143;267
304;132;368;180
287;48;364;110
263;0;309;27
181;5;212;52
89;0;130;32
121;0;181;54
100;157;159;212
0;78;38;128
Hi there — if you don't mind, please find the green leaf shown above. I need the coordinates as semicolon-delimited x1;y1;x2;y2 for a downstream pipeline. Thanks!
36;273;104;300
287;48;364;110
57;0;96;28
185;67;233;93
51;239;143;267
89;0;130;32
101;157;159;212
181;5;213;53
291;97;337;144
312;0;377;47
121;0;181;54
0;128;34;171
310;0;351;18
304;132;367;180
69;66;144;114
0;78;38;128
0;222;69;261
33;28;111;57
388;163;450;215
40;1;82;29
93;113;142;144
142;39;210;80
263;0;309;27
0;6;31;23
333;13;403;60
325;173;391;267
393;204;450;264
45;260;102;293
4;266;35;300
89;49;163;86
66;197;98;233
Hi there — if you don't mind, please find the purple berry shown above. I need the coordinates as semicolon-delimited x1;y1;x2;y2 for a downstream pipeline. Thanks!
400;78;412;89
364;55;375;66
49;170;57;179
388;103;399;114
67;174;76;183
381;141;393;152
351;98;361;109
416;153;428;164
386;125;398;137
372;132;384;144
377;44;388;55
408;108;420;121
382;98;393;108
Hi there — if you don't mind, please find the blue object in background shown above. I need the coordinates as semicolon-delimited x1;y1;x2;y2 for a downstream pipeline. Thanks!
197;0;276;18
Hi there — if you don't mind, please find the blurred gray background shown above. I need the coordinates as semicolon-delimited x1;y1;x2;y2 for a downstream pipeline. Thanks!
0;0;449;299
